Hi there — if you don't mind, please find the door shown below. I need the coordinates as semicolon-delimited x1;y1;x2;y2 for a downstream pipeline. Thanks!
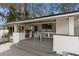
34;26;38;32
25;29;31;38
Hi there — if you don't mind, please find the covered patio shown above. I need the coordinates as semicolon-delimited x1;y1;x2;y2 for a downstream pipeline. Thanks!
2;15;57;43
1;11;79;55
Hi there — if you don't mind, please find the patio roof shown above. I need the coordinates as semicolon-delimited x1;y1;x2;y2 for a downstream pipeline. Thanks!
2;11;79;26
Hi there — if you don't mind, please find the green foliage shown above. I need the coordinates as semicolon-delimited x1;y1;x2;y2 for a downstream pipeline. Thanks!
7;10;16;22
7;5;22;22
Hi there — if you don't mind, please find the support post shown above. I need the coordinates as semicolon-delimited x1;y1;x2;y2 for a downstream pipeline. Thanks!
69;16;75;35
14;24;18;32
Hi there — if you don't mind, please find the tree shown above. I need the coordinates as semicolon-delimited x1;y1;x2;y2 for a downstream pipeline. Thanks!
0;4;18;22
21;3;29;20
30;3;42;17
0;3;29;22
46;3;49;15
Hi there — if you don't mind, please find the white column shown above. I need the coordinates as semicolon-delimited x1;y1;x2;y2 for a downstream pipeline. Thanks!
4;26;7;29
56;19;69;34
29;26;33;38
69;16;75;35
14;24;18;32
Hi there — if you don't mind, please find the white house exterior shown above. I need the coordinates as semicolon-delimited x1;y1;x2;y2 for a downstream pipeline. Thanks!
1;11;79;55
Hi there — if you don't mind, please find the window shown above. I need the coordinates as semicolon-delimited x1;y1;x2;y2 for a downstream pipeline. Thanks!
42;24;52;29
42;23;56;32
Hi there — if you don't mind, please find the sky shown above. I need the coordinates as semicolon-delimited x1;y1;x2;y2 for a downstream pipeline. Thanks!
0;3;79;25
27;3;61;17
0;3;59;25
0;7;9;25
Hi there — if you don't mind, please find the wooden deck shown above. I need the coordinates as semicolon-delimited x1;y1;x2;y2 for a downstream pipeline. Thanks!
12;38;61;56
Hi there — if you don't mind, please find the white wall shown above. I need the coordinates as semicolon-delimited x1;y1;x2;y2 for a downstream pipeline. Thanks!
56;19;69;34
12;32;25;43
74;20;79;35
53;35;79;55
25;25;32;30
14;25;18;32
69;17;75;35
0;30;9;42
36;24;42;31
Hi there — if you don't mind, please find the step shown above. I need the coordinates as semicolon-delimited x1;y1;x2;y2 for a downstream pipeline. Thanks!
62;51;79;56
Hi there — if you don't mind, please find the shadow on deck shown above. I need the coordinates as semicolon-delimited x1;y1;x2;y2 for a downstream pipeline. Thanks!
12;38;61;56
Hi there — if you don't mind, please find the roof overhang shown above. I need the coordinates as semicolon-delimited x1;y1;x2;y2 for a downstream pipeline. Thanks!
2;11;79;26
